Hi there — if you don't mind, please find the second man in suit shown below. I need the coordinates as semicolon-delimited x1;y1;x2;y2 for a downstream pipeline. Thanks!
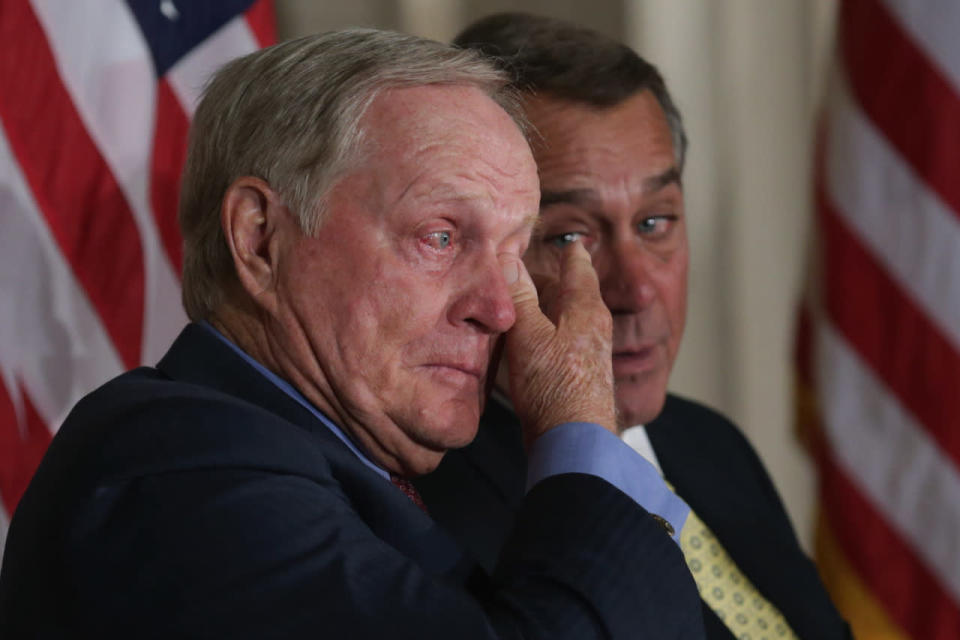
416;13;852;640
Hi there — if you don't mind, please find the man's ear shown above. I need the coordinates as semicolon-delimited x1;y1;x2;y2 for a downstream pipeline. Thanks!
221;176;289;313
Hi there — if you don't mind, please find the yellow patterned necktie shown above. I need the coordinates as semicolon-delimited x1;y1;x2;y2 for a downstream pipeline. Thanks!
680;507;798;639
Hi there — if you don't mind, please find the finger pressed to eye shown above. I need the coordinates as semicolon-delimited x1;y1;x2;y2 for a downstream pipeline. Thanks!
560;240;601;293
501;256;552;343
557;241;606;326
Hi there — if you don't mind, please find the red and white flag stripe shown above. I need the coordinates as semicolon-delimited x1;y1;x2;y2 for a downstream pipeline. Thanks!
0;0;274;562
803;0;960;636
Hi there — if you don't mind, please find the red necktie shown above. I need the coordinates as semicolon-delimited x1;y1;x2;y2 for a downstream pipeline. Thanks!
390;474;428;513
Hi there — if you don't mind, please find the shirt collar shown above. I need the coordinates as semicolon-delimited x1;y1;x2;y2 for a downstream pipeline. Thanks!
620;424;663;474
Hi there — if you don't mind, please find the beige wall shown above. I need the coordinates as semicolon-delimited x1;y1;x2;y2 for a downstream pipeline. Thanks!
274;0;839;551
626;0;838;552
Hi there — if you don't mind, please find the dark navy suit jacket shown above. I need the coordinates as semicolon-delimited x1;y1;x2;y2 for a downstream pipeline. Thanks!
416;395;852;640
0;324;705;639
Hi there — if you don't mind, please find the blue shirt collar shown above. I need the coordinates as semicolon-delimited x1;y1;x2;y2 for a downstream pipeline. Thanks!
200;322;390;481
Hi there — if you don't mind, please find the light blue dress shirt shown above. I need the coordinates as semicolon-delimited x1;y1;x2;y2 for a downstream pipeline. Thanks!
527;422;688;543
202;323;688;543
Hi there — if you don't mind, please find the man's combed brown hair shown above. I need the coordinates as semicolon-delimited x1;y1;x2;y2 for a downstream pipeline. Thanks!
454;12;687;170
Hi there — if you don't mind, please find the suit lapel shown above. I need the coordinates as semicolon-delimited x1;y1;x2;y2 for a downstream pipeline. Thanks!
156;324;473;581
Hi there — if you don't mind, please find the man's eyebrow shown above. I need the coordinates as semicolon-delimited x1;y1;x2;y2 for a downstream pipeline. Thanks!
539;189;596;209
539;168;682;210
644;167;682;192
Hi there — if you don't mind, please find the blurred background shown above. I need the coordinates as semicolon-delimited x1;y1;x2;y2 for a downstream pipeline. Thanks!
3;1;958;637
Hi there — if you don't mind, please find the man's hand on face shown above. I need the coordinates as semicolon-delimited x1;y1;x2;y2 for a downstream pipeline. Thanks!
499;241;617;447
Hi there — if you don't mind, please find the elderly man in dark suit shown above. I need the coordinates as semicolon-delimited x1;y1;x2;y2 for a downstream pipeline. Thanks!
0;28;706;639
415;13;852;640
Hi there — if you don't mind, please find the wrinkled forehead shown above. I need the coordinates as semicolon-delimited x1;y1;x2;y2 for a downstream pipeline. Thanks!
527;91;674;155
323;84;539;235
363;85;529;154
524;92;679;197
364;86;537;186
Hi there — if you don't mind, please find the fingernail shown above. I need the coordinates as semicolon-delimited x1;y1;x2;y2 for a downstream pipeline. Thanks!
501;258;519;284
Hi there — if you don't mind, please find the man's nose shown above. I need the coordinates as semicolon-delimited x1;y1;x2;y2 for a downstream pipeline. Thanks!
452;253;517;334
598;239;656;313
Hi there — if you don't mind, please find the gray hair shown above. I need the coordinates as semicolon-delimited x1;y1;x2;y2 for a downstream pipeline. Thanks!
453;13;687;172
179;28;524;321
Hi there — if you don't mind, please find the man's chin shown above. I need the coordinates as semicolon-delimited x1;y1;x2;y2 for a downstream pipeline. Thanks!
397;447;447;477
614;382;668;430
428;411;481;450
405;405;480;459
397;422;478;476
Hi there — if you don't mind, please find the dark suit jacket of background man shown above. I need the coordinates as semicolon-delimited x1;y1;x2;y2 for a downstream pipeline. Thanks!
0;324;705;639
416;395;852;640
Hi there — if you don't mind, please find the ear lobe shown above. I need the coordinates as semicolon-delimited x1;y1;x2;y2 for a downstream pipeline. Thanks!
221;177;287;310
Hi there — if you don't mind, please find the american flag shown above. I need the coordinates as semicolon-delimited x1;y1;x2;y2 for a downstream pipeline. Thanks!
797;0;960;636
0;0;274;561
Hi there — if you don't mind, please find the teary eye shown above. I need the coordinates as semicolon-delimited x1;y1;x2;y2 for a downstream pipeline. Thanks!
424;230;452;250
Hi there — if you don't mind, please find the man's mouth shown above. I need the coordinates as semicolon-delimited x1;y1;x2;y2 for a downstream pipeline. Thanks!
611;345;660;376
423;362;485;383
